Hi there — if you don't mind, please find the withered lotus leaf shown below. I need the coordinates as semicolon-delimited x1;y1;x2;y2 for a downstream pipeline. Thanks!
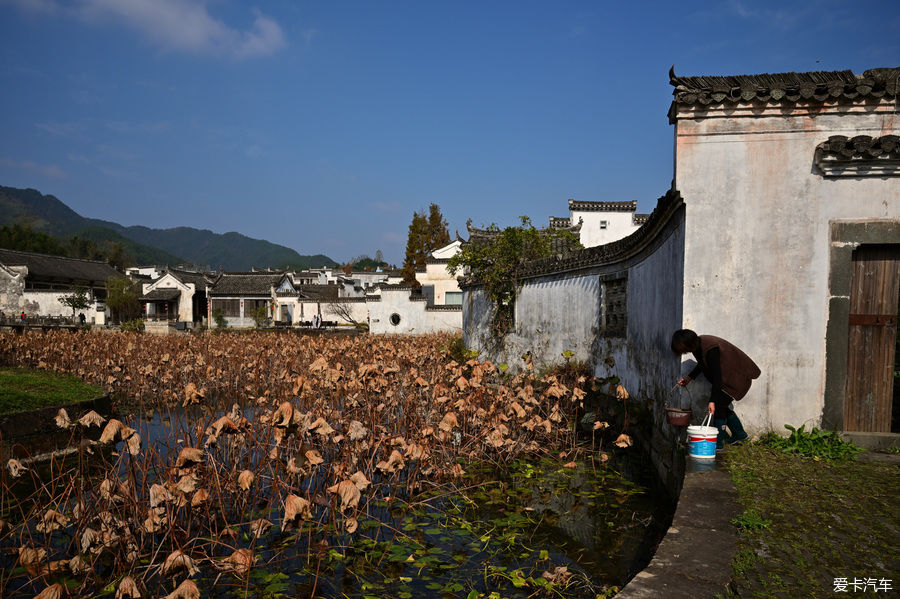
125;432;142;455
208;416;238;436
190;488;210;507
510;401;527;419
221;548;255;576
272;401;294;427
149;483;173;507
36;509;70;533
142;508;166;534
304;449;324;466
347;420;368;441
326;480;361;512
249;518;272;537
349;471;370;490
55;408;72;429
344;516;359;533
283;494;312;528
17;545;47;576
404;443;428;461
162;550;200;576
34;583;66;599
174;447;204;469
164;579;200;599
376;449;405;473
80;528;99;553
78;410;106;427
68;554;90;575
615;384;629;400
438;412;458;432
7;459;28;478
614;433;633;448
99;419;130;444
116;575;141;599
309;417;334;436
174;474;199;495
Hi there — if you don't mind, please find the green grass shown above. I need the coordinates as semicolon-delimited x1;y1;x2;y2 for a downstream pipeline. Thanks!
722;443;900;598
0;367;103;415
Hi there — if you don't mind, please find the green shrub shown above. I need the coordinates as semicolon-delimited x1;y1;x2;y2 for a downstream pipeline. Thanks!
212;308;227;329
761;424;863;460
120;319;145;333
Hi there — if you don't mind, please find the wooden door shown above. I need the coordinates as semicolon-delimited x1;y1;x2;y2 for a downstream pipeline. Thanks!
844;245;900;432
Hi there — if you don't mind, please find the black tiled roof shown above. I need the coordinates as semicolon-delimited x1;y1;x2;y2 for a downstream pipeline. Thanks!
568;200;637;212
140;288;181;301
296;284;340;300
167;268;216;288
549;217;571;228
209;272;284;296
0;248;121;284
669;66;899;109
816;134;900;160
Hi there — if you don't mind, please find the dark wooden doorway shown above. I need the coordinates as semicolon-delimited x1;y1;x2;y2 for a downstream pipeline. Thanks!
844;244;900;432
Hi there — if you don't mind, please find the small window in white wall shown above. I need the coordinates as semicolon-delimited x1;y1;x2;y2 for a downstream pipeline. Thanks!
390;313;401;326
599;220;608;229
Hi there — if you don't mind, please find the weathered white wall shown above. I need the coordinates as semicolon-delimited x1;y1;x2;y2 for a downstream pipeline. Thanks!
323;300;369;325
464;206;685;402
368;289;462;335
0;265;26;313
464;276;600;369
22;290;72;317
572;210;641;247
675;104;899;433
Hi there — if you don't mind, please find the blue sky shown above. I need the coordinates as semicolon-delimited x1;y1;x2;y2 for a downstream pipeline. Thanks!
1;1;897;265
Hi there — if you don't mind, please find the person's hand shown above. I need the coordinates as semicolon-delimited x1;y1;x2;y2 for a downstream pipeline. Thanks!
677;376;691;386
708;402;715;415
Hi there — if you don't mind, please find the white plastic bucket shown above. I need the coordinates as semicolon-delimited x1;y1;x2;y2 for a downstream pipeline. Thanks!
687;414;718;460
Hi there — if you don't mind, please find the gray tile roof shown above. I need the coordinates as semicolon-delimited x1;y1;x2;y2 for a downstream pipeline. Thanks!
0;248;121;284
568;200;637;212
209;272;284;296
140;288;181;301
669;67;899;108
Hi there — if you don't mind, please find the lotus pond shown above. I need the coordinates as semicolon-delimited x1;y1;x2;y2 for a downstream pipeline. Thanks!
0;332;671;598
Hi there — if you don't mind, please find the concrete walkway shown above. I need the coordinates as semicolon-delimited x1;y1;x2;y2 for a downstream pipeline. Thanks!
617;457;740;598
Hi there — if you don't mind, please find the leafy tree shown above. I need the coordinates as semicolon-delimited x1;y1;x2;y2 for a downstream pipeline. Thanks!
448;216;581;337
401;204;450;284
60;286;91;319
106;277;142;324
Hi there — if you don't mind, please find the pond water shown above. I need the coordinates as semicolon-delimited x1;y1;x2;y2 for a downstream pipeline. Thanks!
1;400;673;598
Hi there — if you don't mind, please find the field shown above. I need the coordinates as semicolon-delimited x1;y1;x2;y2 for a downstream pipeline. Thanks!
0;331;652;598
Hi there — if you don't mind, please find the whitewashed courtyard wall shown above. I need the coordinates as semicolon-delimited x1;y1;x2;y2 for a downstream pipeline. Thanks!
463;193;686;408
674;99;899;433
368;288;462;335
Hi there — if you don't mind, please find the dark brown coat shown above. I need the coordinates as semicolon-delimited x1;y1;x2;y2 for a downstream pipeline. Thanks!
698;335;761;400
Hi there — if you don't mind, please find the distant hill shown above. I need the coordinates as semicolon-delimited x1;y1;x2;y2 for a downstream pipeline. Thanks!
0;186;337;270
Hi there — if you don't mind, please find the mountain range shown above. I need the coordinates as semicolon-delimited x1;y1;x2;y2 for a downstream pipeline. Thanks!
0;186;337;270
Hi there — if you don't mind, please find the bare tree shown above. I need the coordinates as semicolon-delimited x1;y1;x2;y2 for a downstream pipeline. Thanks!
325;302;360;326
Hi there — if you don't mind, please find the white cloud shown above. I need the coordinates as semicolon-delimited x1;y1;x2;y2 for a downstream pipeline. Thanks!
0;157;66;178
4;0;287;59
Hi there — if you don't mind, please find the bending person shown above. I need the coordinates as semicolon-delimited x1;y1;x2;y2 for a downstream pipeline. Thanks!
671;329;759;449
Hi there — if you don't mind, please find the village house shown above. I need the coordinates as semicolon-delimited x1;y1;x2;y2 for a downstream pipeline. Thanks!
209;271;283;328
552;199;650;247
0;248;121;324
462;66;899;446
139;267;217;327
